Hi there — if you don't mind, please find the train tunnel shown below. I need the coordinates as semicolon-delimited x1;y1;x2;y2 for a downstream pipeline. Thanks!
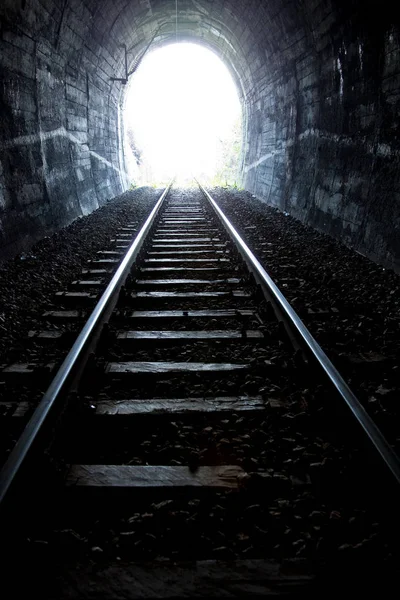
0;0;399;271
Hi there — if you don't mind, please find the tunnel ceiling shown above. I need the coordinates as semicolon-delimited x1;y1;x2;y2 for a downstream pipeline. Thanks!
0;1;399;272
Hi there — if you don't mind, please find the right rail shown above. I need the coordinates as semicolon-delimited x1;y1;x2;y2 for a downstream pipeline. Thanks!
198;180;400;485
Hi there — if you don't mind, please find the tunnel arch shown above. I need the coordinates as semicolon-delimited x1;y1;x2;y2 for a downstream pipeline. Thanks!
121;38;247;183
0;1;399;271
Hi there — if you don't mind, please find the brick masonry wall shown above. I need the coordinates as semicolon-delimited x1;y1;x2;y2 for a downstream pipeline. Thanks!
0;0;128;259
0;0;399;272
242;1;400;272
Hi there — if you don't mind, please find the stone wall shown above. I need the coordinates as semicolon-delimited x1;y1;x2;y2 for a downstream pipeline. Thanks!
0;1;399;271
0;0;127;258
243;2;400;272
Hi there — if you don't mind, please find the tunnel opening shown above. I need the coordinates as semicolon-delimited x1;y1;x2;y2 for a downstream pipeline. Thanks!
0;1;399;271
122;43;243;187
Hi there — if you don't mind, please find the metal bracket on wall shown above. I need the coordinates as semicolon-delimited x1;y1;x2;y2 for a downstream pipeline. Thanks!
110;44;129;84
109;25;168;85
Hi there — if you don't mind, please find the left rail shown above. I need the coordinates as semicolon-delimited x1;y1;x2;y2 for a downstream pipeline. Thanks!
0;181;173;505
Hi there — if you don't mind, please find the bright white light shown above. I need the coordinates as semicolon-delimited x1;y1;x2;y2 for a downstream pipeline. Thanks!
124;43;241;184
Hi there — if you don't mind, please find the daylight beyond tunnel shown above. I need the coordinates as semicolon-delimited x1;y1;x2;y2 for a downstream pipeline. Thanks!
124;43;242;186
0;1;399;271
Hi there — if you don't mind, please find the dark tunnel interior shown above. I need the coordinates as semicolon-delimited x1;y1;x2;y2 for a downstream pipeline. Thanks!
1;3;400;595
0;0;399;271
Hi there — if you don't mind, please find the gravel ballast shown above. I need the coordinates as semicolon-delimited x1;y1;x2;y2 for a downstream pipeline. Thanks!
45;188;397;572
0;187;161;364
210;187;400;451
1;185;400;593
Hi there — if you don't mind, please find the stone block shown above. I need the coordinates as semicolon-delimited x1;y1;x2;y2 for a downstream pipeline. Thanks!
66;114;88;132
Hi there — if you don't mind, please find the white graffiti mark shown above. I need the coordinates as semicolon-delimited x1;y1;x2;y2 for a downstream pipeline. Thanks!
244;149;280;172
0;126;128;177
245;128;400;173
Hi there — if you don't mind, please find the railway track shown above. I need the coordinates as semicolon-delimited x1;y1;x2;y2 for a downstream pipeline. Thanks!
1;182;399;596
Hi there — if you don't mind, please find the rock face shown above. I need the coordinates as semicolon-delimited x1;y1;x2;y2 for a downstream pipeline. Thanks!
0;2;399;271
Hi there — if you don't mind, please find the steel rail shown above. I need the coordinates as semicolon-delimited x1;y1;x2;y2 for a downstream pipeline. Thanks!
198;181;400;485
0;181;173;505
